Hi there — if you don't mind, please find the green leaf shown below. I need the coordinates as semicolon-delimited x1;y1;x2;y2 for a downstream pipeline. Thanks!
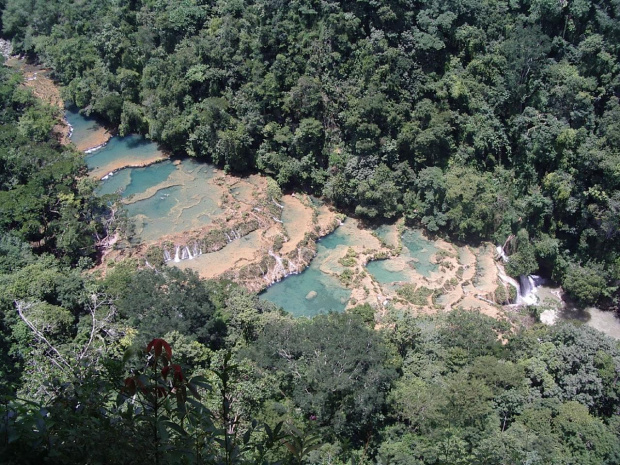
187;382;201;400
157;421;170;442
164;420;187;436
243;428;252;445
189;375;211;390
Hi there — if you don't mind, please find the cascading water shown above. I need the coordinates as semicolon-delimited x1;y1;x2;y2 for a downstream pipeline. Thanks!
184;246;193;260
496;263;520;304
166;243;201;263
496;244;544;306
268;250;286;278
180;247;191;260
518;275;537;305
519;275;546;306
288;258;300;275
495;245;509;262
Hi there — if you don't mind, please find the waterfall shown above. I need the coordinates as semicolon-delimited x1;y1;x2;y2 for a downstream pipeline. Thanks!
225;232;232;242
269;250;286;276
163;249;172;262
180;247;193;260
495;245;509;262
496;252;544;306
174;246;181;262
185;246;194;260
518;275;542;306
192;243;200;257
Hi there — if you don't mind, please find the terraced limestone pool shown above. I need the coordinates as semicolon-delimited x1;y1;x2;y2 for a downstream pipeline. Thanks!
366;229;439;283
260;225;355;317
70;109;620;334
97;161;177;198
69;109;224;243
66;107;102;148
373;223;399;248
85;135;166;178
103;159;224;242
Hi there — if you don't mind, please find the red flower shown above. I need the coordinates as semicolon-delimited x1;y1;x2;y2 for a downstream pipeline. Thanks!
162;364;184;382
146;338;172;361
123;377;136;395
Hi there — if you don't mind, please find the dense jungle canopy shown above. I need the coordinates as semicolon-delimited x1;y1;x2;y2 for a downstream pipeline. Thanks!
3;0;620;306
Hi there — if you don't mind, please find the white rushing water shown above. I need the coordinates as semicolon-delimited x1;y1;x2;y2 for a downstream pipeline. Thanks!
496;244;620;339
495;245;509;262
518;274;546;306
495;245;542;305
0;39;13;59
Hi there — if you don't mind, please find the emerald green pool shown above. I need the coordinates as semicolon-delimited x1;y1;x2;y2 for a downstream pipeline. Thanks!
84;135;163;173
65;107;102;148
373;224;398;247
366;259;409;284
67;107;164;175
402;230;439;276
260;226;354;317
68;108;224;243
97;161;176;198
126;185;182;220
119;160;223;242
366;229;439;283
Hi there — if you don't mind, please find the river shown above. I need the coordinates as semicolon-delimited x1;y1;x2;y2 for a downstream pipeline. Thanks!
69;109;620;332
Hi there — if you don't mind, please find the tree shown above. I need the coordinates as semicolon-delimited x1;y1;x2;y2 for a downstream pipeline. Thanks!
439;309;506;360
106;267;226;349
506;229;538;277
246;313;397;443
215;121;254;172
552;401;620;464
518;323;620;415
562;262;613;307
